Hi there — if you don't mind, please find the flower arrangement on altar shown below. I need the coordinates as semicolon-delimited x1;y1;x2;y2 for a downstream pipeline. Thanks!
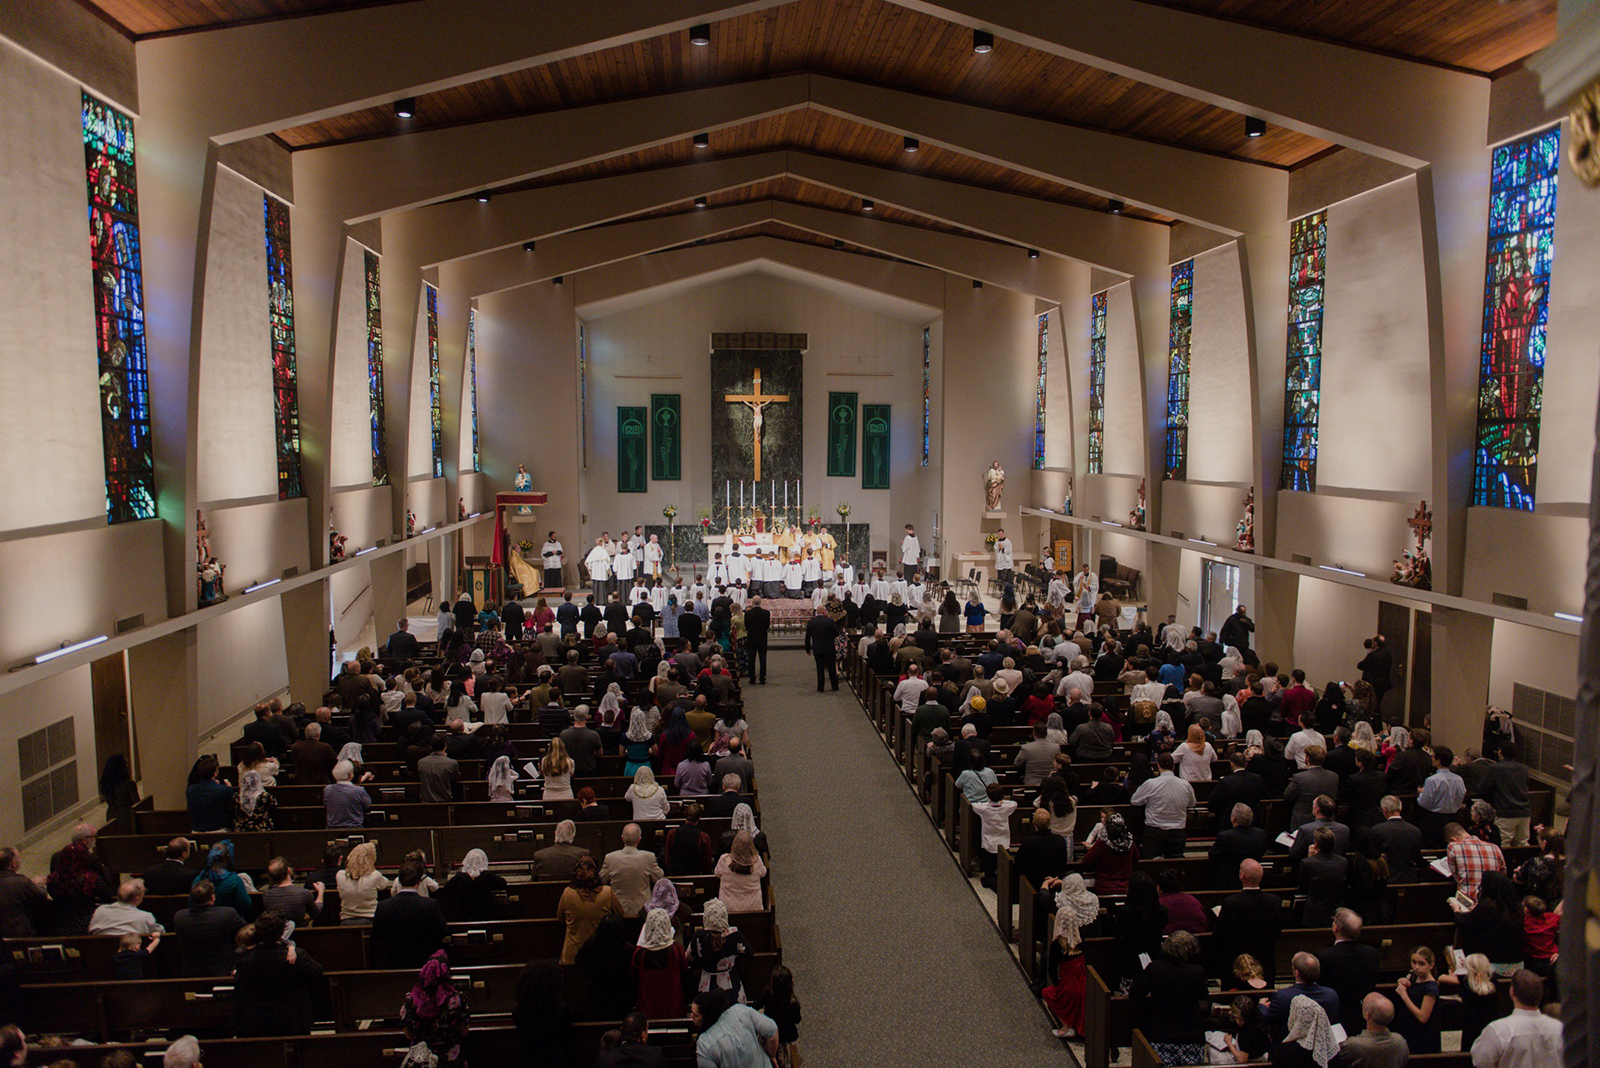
517;539;534;554
696;506;712;529
835;501;851;519
807;506;821;526
984;532;999;548
662;504;678;521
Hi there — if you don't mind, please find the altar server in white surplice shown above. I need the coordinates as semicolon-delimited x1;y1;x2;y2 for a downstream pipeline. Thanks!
612;541;636;585
709;554;730;586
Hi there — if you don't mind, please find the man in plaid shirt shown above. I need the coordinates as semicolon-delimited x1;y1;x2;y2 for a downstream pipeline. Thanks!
1444;821;1506;906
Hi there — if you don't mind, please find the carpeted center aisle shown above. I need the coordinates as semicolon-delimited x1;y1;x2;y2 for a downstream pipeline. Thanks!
747;650;1068;1065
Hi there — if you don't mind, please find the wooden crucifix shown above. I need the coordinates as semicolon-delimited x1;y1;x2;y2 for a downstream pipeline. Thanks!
1407;500;1433;550
724;367;789;481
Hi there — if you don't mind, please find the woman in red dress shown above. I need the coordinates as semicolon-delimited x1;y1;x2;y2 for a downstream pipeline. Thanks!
1040;874;1100;1038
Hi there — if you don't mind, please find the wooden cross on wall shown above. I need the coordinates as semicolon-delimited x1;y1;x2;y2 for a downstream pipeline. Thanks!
1407;500;1433;549
724;367;790;481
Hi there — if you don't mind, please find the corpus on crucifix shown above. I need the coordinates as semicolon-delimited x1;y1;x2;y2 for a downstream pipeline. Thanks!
724;367;790;481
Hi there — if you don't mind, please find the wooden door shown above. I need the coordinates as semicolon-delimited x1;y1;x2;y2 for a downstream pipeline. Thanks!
1410;610;1432;727
90;652;132;779
1377;601;1412;723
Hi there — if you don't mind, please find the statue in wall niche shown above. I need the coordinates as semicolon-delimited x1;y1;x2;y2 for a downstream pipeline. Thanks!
984;460;1006;512
1129;478;1147;531
406;509;417;538
458;498;468;522
1062;472;1073;517
329;528;348;562
1390;499;1433;591
514;463;534;515
195;509;227;605
1235;488;1256;553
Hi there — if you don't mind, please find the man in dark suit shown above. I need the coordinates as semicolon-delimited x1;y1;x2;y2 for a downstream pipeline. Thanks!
803;607;840;691
1319;909;1380;1035
1357;796;1424;883
1013;808;1071;892
579;595;604;639
1296;827;1348;927
173;881;245;977
702;776;749;818
1208;803;1268;890
443;718;484;761
1384;726;1432;793
1342;749;1388;829
743;597;772;684
142;838;197;897
1209;751;1267;827
532;820;591;881
1283;747;1339;831
372;859;449;970
1211;859;1284;982
1287;795;1351;865
501;597;526;641
602;593;630;636
556;593;581;636
383;618;422;660
596;1012;666;1067
1322;727;1358;781
241;704;288;758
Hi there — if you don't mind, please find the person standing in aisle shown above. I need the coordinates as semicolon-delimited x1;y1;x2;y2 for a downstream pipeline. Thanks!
900;524;921;581
804;607;840;692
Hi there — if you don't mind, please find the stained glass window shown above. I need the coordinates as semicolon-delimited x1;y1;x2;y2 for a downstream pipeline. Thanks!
263;195;303;499
467;307;480;473
1165;261;1194;480
1473;126;1560;509
1034;314;1048;470
579;323;588;468
1282;211;1328;492
82;92;155;524
364;249;387;486
921;325;931;467
1087;292;1107;475
426;285;443;478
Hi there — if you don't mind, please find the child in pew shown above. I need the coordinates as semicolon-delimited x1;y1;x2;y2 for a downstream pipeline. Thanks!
112;929;160;980
975;782;1019;891
753;964;803;1068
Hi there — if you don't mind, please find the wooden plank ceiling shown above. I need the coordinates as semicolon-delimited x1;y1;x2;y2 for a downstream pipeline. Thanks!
479;111;1174;224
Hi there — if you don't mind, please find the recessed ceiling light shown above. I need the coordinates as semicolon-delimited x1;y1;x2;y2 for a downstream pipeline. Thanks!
695;196;708;208
690;23;711;46
522;241;536;252
477;192;491;203
393;97;415;119
1027;248;1039;259
862;199;874;212
1108;199;1124;214
904;136;919;153
973;29;994;54
694;132;709;149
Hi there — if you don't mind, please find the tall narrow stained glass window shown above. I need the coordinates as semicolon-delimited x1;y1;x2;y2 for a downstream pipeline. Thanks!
921;325;930;466
426;285;442;478
467;308;480;472
1473;126;1560;509
264;195;303;499
1034;314;1048;470
364;250;387;486
82;92;155;523
1282;210;1328;492
1164;260;1195;480
1087;292;1107;475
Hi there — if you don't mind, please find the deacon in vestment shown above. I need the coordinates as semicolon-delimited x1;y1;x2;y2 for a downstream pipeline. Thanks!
541;532;565;591
1073;564;1099;631
993;529;1015;587
900;525;922;581
643;534;664;578
584;540;612;602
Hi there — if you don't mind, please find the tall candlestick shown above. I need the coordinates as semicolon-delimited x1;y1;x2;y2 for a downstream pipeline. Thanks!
726;480;730;513
740;481;744;508
772;481;775;507
784;482;789;508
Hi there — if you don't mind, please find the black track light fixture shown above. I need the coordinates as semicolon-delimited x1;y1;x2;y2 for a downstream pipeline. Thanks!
552;275;563;286
904;136;919;153
973;29;994;54
862;199;874;212
1245;115;1266;138
522;241;536;252
477;192;491;203
972;279;983;289
695;196;708;208
1109;199;1125;214
393;97;416;119
690;23;711;46
1027;248;1039;259
694;132;709;148
833;239;845;250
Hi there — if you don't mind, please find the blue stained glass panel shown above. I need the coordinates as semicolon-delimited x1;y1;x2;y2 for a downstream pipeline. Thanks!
426;285;442;478
1165;261;1194;481
467;308;480;472
1281;210;1328;492
1087;292;1107;475
1034;314;1048;470
83;92;156;524
1472;126;1559;509
364;250;388;486
264;196;302;499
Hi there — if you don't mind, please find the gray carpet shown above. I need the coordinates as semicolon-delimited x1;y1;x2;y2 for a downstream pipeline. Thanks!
748;650;1070;1064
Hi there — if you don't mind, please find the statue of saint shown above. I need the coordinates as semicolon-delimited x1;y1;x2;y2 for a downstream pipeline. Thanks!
984;461;1006;512
514;463;534;515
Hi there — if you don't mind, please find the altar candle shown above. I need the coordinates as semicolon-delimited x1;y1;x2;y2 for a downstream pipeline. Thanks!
772;481;776;507
740;482;744;507
784;482;789;507
726;481;730;511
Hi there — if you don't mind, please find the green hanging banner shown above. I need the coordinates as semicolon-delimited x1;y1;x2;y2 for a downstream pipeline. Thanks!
617;406;648;493
827;392;857;477
861;403;891;489
651;394;681;481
